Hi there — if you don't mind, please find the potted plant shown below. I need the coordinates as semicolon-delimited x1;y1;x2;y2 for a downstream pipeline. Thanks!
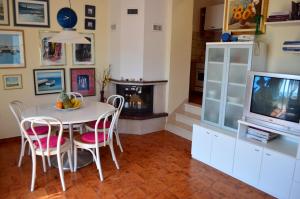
99;66;111;102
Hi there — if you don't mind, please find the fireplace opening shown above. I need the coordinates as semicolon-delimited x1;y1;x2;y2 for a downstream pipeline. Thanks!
116;84;154;116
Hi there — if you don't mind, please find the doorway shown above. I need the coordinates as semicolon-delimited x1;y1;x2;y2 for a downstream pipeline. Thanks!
188;5;222;105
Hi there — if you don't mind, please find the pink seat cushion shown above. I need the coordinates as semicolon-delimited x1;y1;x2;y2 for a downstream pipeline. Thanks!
26;126;49;136
86;120;111;129
81;132;109;144
33;136;65;149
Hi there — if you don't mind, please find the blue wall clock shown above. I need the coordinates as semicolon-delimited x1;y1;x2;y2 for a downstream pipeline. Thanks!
57;7;78;29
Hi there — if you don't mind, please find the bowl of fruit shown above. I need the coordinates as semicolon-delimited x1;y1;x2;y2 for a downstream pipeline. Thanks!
55;91;82;111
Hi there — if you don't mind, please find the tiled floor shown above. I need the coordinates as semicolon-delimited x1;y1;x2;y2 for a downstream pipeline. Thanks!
0;131;273;199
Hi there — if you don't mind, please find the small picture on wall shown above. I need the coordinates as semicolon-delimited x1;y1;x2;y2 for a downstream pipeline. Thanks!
0;0;10;25
0;30;25;69
13;0;50;27
40;31;66;66
33;68;65;95
73;33;94;65
85;18;96;30
3;74;22;90
70;68;95;96
85;5;95;17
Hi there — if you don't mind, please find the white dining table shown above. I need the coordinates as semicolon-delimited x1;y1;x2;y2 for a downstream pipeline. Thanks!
22;100;115;170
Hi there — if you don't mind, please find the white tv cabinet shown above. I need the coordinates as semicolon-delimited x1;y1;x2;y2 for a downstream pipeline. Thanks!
192;121;300;199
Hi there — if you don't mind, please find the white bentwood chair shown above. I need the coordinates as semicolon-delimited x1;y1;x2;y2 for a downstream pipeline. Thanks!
86;95;125;152
20;116;73;192
9;101;48;167
74;109;119;181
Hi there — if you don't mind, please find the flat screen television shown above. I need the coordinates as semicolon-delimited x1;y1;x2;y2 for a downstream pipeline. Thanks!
244;72;300;135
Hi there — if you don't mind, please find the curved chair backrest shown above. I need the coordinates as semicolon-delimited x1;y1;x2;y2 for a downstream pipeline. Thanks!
20;116;64;155
106;95;124;117
9;100;25;127
94;109;118;147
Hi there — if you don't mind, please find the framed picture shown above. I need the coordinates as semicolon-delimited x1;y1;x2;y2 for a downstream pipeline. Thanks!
13;0;50;27
0;30;26;69
85;5;95;17
40;31;66;66
3;74;22;90
0;0;10;25
85;18;96;30
70;68;95;96
72;33;95;65
223;0;268;33
33;68;65;95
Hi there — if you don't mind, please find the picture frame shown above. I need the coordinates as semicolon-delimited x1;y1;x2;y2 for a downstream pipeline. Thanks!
0;29;26;69
70;68;95;96
0;0;10;25
33;68;65;95
85;5;95;18
72;33;95;65
40;31;66;66
3;74;22;90
85;18;96;30
13;0;50;27
223;0;268;34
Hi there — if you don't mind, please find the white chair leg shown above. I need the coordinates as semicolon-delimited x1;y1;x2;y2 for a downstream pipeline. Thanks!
74;146;77;172
57;153;66;191
41;155;47;173
47;156;51;167
114;129;123;152
95;148;103;181
67;150;73;172
30;152;36;192
109;142;119;170
18;137;25;167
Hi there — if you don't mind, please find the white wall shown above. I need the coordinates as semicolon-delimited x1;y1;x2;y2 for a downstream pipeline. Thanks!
258;0;300;75
143;0;168;81
109;0;168;81
0;0;109;139
167;0;194;114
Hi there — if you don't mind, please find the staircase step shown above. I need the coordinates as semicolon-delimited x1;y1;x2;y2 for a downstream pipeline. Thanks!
175;110;200;127
184;103;201;116
165;121;192;141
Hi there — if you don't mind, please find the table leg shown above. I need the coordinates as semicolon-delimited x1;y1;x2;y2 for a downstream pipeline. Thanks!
51;124;93;170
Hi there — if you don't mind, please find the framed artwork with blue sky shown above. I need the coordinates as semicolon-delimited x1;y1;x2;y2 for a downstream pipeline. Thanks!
33;68;65;95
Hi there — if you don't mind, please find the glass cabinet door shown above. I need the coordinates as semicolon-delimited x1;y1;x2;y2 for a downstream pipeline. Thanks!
203;47;225;125
223;47;250;130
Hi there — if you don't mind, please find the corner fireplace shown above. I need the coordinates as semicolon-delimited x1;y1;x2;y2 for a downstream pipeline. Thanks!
116;84;153;116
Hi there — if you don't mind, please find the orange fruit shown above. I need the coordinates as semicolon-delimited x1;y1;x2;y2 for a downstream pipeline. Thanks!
56;101;63;109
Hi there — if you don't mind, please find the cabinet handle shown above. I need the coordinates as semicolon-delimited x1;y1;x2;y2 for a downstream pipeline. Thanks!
266;153;271;156
254;149;260;152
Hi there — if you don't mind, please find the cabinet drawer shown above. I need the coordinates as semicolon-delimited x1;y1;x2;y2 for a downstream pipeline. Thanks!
294;160;300;182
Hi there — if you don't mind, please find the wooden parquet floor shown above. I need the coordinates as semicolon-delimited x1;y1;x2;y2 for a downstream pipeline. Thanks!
0;131;273;199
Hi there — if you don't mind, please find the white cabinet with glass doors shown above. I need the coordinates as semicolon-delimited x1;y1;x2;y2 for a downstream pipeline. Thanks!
202;42;266;131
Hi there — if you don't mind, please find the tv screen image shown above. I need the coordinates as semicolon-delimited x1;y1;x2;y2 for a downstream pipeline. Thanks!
250;75;300;123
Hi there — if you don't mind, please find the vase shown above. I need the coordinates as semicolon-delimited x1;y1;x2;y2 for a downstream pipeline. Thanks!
100;90;105;102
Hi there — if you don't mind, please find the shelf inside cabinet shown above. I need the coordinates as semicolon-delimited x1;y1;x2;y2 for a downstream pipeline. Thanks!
228;82;246;87
206;97;220;102
207;80;222;84
230;63;248;67
208;61;223;65
226;101;244;108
